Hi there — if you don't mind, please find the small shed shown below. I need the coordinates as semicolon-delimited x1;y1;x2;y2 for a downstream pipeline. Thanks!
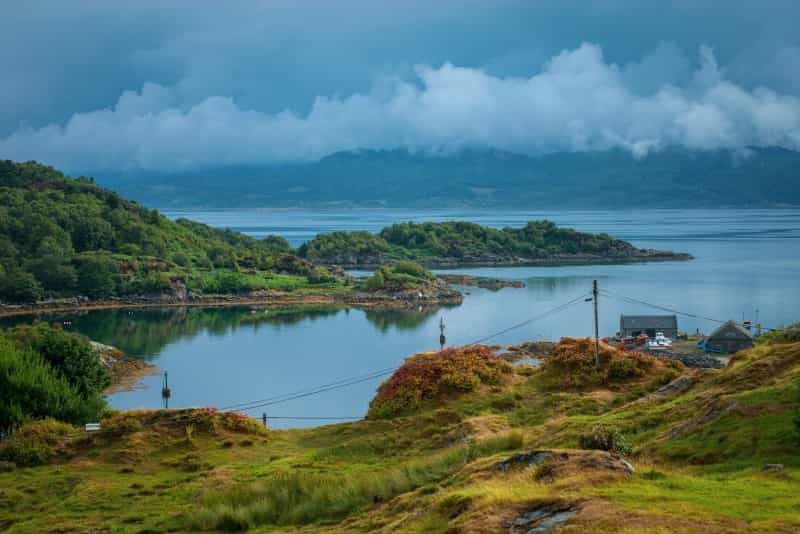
704;320;754;354
619;315;678;338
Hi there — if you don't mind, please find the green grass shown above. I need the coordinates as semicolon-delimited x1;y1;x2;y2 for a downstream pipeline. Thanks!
2;341;800;532
586;468;800;530
191;432;522;531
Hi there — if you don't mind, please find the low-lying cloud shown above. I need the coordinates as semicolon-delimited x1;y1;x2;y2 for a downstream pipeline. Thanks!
2;43;799;172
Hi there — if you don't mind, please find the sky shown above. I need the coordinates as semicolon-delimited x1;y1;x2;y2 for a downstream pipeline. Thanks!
2;0;800;173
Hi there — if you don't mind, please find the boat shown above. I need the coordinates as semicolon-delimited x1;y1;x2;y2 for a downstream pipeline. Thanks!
647;331;673;350
696;339;722;353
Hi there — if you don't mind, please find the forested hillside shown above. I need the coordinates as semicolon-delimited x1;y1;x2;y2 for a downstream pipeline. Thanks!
99;146;800;208
0;161;336;303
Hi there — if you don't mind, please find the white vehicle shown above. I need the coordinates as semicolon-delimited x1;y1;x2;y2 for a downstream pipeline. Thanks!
647;331;673;350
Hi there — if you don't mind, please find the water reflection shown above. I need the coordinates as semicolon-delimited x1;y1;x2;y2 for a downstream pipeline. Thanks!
363;304;459;332
1;302;464;357
2;208;798;428
1;305;348;358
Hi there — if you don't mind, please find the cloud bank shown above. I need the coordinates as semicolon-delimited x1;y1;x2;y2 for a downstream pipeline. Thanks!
1;43;799;172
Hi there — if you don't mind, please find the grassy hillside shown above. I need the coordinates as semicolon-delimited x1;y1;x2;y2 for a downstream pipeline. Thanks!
2;336;798;532
298;220;688;266
0;161;343;303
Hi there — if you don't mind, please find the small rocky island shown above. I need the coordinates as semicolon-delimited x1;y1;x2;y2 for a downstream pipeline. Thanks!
298;220;691;268
437;274;526;290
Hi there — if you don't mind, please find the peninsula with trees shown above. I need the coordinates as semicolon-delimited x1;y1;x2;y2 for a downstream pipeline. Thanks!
0;160;688;314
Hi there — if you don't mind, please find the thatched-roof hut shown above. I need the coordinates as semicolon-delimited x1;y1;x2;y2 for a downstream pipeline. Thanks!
704;320;754;354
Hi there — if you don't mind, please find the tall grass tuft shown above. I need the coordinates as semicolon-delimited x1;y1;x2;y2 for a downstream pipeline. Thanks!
189;432;522;531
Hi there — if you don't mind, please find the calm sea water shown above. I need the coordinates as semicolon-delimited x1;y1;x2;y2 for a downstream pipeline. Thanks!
6;209;800;427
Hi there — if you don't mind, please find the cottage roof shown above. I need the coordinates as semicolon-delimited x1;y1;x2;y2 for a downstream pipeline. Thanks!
620;315;678;330
707;320;754;340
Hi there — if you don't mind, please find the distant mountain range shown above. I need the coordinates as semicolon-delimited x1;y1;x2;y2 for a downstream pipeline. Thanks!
94;146;800;208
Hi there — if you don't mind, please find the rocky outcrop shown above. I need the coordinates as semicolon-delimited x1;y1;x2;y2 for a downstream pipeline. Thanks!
354;277;463;304
633;374;695;405
438;274;526;290
316;249;692;269
91;341;158;394
492;449;634;478
646;350;723;368
509;507;578;534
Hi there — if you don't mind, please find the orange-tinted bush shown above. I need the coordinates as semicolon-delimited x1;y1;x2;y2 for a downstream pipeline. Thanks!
367;346;513;419
0;418;75;466
541;337;682;389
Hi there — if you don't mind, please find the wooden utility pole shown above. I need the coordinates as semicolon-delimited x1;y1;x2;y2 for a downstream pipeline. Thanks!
593;280;600;369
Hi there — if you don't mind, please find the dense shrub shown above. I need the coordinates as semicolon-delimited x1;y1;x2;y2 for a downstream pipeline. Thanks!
0;419;76;466
10;322;110;397
203;271;254;294
368;346;513;418
541;337;683;389
27;255;78;293
122;272;174;295
298;230;389;263
76;255;118;297
578;425;633;455
362;261;432;292
392;261;431;279
0;270;43;303
306;266;336;284
757;322;800;345
0;336;104;432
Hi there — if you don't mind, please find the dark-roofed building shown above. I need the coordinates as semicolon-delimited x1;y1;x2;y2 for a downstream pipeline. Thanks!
704;320;754;354
619;315;678;338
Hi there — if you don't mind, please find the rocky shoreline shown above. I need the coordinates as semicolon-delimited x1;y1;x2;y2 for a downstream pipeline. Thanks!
92;341;160;394
321;249;692;270
437;274;526;290
0;285;464;318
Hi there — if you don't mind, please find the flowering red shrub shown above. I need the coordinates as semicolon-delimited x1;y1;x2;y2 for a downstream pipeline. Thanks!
542;337;683;389
367;346;513;419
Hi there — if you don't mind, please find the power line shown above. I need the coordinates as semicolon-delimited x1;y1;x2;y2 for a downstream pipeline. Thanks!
599;289;779;331
464;292;590;346
225;370;397;412
220;292;591;413
598;289;725;324
219;366;397;411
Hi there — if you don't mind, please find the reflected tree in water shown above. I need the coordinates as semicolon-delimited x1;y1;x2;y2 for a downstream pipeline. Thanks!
363;304;458;333
1;305;345;359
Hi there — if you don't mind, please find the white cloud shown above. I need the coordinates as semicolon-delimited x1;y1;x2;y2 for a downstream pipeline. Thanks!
1;43;799;172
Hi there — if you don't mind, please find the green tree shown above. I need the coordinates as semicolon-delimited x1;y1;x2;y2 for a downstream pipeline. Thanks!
27;255;78;293
393;261;429;279
10;322;111;397
204;271;252;294
0;336;105;432
0;270;43;303
364;268;386;291
77;256;117;297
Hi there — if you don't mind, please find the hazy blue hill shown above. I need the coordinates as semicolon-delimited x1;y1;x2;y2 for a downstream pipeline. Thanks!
95;146;800;208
